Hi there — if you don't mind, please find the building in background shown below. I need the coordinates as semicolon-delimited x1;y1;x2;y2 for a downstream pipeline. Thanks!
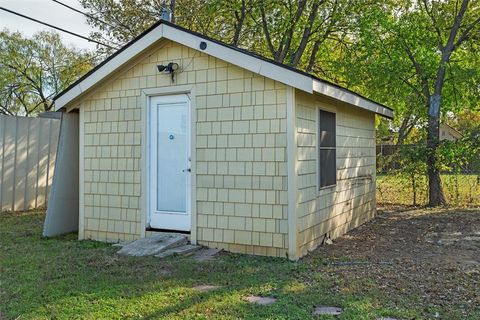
440;123;463;141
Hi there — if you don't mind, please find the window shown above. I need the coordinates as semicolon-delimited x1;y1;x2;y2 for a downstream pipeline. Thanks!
318;110;336;188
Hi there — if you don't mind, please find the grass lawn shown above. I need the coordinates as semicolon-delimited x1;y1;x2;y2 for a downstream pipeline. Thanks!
1;209;479;319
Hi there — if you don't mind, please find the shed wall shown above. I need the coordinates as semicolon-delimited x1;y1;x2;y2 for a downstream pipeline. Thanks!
295;90;376;257
79;40;288;256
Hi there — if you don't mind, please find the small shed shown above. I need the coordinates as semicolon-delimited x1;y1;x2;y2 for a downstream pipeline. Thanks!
49;20;393;260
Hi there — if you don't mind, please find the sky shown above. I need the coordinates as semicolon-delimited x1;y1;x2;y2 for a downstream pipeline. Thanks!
0;0;97;50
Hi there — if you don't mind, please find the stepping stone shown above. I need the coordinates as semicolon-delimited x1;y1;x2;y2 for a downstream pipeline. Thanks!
193;285;220;292
244;295;277;305
158;268;172;276
194;248;222;261
313;306;343;316
117;233;188;257
155;244;202;258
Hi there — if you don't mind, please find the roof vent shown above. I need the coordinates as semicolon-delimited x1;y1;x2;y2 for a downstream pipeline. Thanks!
160;7;172;22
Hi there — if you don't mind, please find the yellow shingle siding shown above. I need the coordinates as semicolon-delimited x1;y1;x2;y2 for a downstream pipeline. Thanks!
295;91;376;257
80;40;288;256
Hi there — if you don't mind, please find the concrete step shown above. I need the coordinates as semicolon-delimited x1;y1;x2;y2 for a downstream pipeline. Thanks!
146;230;191;241
116;233;188;257
154;244;202;258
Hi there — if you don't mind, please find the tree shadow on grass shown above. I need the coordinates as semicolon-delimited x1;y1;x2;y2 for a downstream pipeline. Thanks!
3;231;329;320
0;211;434;319
3;223;302;319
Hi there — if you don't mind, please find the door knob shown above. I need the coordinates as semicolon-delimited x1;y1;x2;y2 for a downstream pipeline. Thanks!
182;168;191;172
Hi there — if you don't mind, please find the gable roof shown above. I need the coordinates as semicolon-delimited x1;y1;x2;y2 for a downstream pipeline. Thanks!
54;20;394;119
440;123;463;138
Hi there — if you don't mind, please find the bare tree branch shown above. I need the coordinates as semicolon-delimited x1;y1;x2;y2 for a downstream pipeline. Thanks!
421;0;444;49
259;5;276;58
290;0;324;67
403;42;432;99
454;15;480;48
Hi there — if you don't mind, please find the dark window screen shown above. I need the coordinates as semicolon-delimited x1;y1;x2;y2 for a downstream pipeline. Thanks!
318;110;336;188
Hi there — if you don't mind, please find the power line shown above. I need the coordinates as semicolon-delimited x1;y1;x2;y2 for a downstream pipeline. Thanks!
51;0;116;29
50;0;122;48
0;6;118;49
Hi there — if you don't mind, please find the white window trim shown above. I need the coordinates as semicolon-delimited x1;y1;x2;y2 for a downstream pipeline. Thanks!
316;106;338;195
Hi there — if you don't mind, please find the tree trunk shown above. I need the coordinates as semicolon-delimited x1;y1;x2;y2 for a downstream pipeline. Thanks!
170;0;176;23
231;0;246;46
426;94;446;206
290;0;322;67
396;115;412;146
411;172;417;206
306;39;321;72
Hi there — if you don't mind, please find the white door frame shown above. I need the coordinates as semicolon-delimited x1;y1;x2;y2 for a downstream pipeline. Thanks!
141;86;197;242
149;94;191;231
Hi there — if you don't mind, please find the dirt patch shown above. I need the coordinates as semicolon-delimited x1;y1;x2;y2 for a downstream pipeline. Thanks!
193;248;223;262
305;207;480;316
87;253;121;269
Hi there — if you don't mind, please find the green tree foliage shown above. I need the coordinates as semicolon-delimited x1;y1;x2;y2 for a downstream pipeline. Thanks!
78;0;250;50
336;0;480;205
452;109;480;136
251;0;351;68
78;0;164;49
340;1;480;143
77;0;480;205
79;0;479;124
79;0;354;70
0;30;95;116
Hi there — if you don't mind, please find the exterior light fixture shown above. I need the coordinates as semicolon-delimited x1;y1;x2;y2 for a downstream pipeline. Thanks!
166;62;179;72
157;62;180;82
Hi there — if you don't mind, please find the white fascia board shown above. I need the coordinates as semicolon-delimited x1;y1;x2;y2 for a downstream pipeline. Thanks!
55;23;315;110
55;25;165;111
313;80;394;119
162;24;313;93
55;85;82;110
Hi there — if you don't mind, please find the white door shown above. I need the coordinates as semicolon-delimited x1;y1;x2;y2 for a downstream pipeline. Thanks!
149;94;191;231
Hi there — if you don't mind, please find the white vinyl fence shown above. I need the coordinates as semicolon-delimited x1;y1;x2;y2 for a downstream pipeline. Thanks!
0;114;60;211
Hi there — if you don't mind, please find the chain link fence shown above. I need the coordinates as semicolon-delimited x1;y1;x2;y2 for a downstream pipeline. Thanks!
376;144;480;207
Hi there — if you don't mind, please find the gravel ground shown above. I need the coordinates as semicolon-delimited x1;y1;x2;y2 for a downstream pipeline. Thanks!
304;206;480;318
